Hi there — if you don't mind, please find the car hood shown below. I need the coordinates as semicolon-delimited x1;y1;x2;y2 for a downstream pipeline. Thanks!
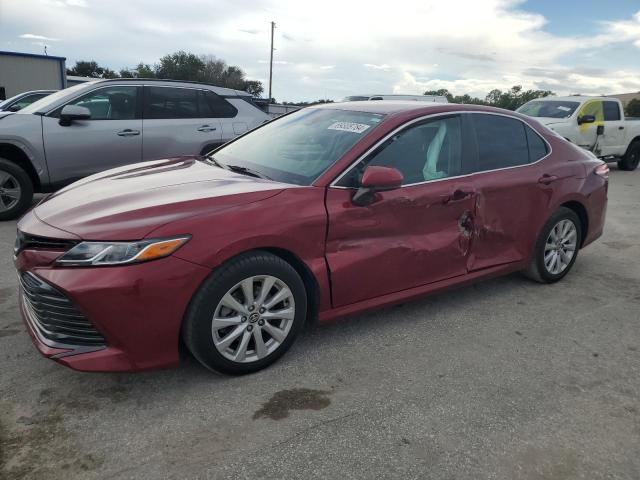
0;111;15;119
530;117;571;127
30;156;289;240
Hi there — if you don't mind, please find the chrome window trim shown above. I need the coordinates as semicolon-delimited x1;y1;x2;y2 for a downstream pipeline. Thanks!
329;110;553;189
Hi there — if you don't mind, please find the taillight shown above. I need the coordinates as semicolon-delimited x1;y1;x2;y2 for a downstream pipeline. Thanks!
594;163;609;179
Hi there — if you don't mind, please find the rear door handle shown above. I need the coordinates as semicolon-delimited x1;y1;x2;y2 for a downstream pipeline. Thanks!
197;125;217;132
538;174;558;185
619;126;625;130
442;189;473;204
116;129;140;137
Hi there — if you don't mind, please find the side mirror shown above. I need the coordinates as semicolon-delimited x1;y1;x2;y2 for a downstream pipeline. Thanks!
8;104;21;112
577;115;596;125
59;105;91;126
352;166;403;206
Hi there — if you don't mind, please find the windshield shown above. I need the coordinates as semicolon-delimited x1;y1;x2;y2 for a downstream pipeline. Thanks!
19;82;96;114
517;100;580;119
211;108;385;185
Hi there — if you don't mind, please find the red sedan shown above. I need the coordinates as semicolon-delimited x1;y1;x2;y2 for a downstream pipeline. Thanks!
15;102;608;374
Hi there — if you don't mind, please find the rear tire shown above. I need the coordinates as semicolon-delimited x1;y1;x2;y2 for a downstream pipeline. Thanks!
618;141;640;171
522;207;582;284
182;251;307;375
0;158;34;221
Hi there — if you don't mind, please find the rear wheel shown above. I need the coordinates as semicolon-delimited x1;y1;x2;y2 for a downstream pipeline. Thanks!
182;251;307;375
523;207;582;283
618;141;640;171
0;158;34;221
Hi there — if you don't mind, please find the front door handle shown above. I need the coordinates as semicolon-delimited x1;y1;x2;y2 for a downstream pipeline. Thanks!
619;126;625;130
197;125;217;132
538;174;558;185
117;129;140;137
442;189;473;204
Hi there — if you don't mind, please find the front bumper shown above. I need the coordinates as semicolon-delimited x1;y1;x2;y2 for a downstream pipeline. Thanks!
15;246;211;373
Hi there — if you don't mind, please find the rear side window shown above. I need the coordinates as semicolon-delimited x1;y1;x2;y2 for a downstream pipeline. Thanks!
472;114;529;171
199;91;237;118
603;101;621;121
525;125;548;162
144;86;199;119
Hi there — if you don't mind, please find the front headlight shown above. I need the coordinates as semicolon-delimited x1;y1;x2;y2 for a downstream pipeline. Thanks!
55;236;190;266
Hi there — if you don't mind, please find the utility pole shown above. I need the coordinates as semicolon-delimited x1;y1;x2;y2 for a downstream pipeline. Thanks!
268;21;275;104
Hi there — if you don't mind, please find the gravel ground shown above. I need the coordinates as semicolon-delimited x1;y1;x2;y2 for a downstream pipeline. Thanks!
1;166;639;480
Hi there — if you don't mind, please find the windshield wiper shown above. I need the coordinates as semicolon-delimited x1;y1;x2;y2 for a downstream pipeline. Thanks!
203;155;227;170
226;164;272;180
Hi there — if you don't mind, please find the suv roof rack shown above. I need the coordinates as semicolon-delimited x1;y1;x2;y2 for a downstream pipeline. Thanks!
93;77;251;94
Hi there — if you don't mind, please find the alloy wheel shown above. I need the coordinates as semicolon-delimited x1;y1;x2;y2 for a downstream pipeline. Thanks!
211;275;295;363
0;170;21;213
544;219;577;275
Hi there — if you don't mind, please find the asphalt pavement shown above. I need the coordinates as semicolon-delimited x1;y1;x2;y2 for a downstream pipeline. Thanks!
1;167;639;479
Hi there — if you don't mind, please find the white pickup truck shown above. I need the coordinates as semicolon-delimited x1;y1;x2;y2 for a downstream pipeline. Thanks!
517;96;640;171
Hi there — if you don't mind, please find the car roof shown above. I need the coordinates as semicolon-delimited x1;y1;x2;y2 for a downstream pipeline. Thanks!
528;95;619;103
312;101;516;117
91;78;251;97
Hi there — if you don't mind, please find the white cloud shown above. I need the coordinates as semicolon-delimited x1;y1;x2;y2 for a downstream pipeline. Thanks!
2;0;640;101
19;33;59;41
605;10;640;48
363;64;391;71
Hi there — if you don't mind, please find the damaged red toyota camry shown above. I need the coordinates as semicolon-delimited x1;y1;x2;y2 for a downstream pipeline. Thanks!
15;102;608;374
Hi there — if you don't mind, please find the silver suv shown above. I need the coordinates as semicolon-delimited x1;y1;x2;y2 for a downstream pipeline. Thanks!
0;79;270;219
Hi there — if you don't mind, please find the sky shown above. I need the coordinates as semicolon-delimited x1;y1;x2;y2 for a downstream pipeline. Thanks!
1;0;640;102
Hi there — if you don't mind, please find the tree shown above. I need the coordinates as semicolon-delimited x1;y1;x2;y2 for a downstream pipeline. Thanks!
484;85;553;110
67;60;119;79
155;51;205;81
626;98;640;117
119;63;155;78
427;85;554;109
243;80;264;97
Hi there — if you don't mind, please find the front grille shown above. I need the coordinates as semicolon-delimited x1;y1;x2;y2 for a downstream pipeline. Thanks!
19;272;105;347
14;231;78;256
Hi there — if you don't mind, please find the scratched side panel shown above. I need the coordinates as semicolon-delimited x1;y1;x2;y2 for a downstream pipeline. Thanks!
325;181;474;308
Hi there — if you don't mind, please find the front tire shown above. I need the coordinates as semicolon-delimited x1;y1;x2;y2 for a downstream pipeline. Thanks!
618;141;640;171
182;251;307;375
0;158;34;221
523;207;582;284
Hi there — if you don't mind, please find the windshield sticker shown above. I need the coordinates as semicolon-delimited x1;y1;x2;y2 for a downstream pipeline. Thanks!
328;122;371;134
556;106;571;111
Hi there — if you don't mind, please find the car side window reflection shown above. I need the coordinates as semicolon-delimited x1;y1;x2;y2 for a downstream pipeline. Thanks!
62;86;139;120
338;115;463;187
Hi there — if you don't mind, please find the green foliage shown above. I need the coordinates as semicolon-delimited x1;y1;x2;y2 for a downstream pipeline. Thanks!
66;60;117;79
66;53;263;96
625;98;640;117
281;99;334;106
155;51;205;81
424;85;555;110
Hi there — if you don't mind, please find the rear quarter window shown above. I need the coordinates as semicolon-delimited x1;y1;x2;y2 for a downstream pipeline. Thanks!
525;125;549;162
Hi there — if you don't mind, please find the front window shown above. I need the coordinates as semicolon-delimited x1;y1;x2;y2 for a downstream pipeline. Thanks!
19;82;97;114
60;86;140;120
517;100;580;119
338;115;464;187
211;108;385;185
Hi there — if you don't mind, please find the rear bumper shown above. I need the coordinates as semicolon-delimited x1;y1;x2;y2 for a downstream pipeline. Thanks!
16;252;211;372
